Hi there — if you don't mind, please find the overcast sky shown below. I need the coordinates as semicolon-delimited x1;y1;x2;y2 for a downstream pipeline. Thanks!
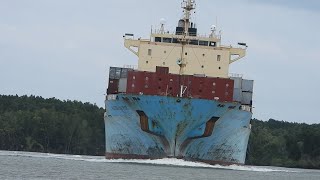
0;0;319;124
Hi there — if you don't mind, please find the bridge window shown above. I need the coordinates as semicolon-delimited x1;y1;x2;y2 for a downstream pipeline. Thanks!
209;41;216;47
199;41;209;46
155;37;161;42
163;38;172;43
189;40;199;45
173;38;179;43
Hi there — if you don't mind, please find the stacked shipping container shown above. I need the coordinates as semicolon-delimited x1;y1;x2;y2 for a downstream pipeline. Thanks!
107;67;253;104
126;70;234;101
231;77;254;105
107;67;133;94
108;67;239;102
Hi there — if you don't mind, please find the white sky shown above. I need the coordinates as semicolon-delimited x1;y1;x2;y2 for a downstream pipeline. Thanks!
0;0;319;124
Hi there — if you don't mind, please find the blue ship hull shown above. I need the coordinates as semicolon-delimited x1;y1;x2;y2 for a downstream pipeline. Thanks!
104;94;251;165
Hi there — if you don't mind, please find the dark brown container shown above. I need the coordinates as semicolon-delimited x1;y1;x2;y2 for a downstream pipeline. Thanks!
107;79;119;94
156;66;169;75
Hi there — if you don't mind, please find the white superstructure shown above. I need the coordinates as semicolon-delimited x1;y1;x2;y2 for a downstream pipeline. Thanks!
123;0;247;78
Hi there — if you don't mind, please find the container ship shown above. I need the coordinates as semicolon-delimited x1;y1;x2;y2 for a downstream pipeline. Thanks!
104;0;253;165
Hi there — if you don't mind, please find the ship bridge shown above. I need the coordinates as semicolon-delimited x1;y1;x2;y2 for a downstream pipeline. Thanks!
123;0;247;78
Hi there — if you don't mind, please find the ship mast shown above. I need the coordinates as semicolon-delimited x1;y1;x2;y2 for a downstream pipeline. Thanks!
182;0;195;36
179;0;196;75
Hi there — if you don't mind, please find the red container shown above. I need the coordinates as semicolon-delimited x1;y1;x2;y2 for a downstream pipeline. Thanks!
143;72;158;95
155;73;169;96
127;71;144;94
125;69;234;102
180;75;193;97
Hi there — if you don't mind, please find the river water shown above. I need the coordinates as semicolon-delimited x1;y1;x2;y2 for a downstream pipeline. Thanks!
0;151;319;180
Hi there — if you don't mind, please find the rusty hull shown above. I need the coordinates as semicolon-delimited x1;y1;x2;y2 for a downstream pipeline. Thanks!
104;94;251;165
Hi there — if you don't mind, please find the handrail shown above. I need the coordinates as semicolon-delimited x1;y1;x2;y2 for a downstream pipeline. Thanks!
123;65;138;69
229;73;243;78
151;29;221;40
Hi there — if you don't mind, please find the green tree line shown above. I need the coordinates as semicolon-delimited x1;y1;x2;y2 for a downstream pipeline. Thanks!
247;119;320;169
0;95;319;169
0;95;105;155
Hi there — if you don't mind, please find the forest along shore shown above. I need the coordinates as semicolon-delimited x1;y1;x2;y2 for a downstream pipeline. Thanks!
0;95;319;169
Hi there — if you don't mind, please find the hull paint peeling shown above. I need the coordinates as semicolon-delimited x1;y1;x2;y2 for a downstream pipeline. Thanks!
104;94;251;165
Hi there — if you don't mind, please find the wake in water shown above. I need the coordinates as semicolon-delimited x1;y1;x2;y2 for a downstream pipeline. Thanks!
0;151;296;172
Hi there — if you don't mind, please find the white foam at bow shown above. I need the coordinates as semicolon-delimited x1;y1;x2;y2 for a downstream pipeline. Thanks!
0;151;297;172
